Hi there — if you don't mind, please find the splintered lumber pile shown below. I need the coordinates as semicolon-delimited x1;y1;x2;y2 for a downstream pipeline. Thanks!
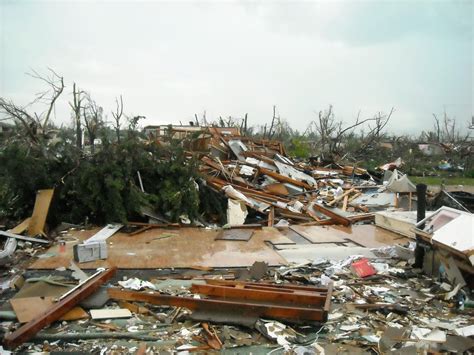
195;129;379;226
108;279;333;323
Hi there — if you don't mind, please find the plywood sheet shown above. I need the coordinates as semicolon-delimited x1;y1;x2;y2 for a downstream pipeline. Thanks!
215;229;254;241
290;226;347;244
340;224;410;248
13;281;71;299
29;227;287;269
10;297;53;323
289;224;409;248
261;227;294;245
9;217;31;234
28;189;54;237
10;297;88;323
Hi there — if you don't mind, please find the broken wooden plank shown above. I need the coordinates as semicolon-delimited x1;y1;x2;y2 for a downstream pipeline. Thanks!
268;206;275;227
204;279;329;293
3;267;117;349
108;288;328;322
310;203;351;226
342;195;349;211
28;189;54;237
258;167;313;190
9;218;31;234
190;283;326;306
327;188;356;206
264;183;290;196
349;213;375;223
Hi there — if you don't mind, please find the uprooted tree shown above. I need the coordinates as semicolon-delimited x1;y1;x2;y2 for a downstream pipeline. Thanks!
303;105;394;161
0;70;207;227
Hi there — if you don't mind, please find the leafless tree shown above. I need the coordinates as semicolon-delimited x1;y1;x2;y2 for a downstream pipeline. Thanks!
432;114;441;142
305;105;392;159
83;95;103;154
111;95;124;143
69;83;85;149
0;68;64;143
0;97;39;142
432;110;471;144
27;68;64;129
267;105;281;139
358;108;395;152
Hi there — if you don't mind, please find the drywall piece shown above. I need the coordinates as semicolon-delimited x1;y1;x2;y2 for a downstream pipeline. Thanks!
226;199;248;225
90;308;132;320
274;161;316;186
28;189;54;237
276;245;376;264
245;157;276;171
84;223;123;244
385;170;416;193
228;140;248;161
455;325;474;337
352;191;396;208
0;237;17;259
274;153;294;166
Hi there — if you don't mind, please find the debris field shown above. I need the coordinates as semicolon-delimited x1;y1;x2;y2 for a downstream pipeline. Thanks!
1;126;473;354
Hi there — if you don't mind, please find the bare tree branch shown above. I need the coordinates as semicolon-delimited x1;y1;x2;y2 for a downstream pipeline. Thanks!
111;95;124;143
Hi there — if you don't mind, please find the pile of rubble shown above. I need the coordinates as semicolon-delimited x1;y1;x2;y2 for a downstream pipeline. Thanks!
1;243;473;353
196;129;417;228
1;125;473;353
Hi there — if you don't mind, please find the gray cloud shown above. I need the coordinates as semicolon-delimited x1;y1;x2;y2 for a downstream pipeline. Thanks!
0;1;472;134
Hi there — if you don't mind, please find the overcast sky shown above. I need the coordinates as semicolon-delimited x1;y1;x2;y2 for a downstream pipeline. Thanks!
0;0;472;134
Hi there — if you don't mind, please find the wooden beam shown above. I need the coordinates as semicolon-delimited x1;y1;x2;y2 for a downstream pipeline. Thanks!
108;288;328;322
204;279;329;292
327;188;355;206
4;267;117;349
267;206;274;227
257;167;313;190
207;176;291;203
342;195;349;211
190;284;326;306
310;203;351;226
